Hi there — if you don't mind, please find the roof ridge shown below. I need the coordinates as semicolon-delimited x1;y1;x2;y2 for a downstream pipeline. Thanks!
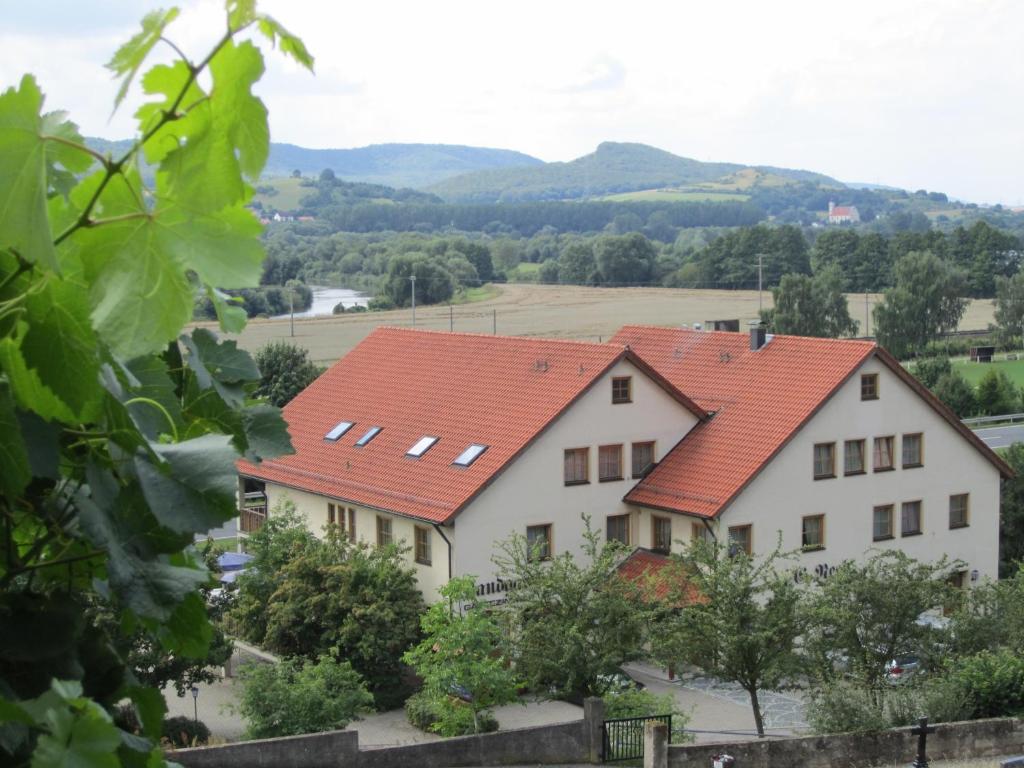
371;325;626;349
616;324;878;348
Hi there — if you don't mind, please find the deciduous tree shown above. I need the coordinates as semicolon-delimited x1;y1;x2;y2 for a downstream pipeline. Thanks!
762;266;858;338
254;341;321;406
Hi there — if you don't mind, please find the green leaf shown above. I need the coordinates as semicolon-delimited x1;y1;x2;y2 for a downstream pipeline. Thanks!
154;200;265;287
135;434;239;535
22;266;102;420
180;328;259;407
0;324;76;423
0;384;30;498
15;410;60;480
41;110;93;198
0;75;57;270
241;404;293;462
158;40;268;210
124;686;166;742
207;287;248;334
123;355;184;441
136;60;206;161
256;16;315;70
106;7;181;111
31;697;121;768
157;592;212;659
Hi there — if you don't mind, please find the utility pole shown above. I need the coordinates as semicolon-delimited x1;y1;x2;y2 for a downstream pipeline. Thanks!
865;293;870;337
449;303;453;332
493;309;497;335
410;274;416;327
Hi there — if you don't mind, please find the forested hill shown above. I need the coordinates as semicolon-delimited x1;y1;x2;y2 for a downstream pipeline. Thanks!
263;143;543;188
84;138;543;190
426;141;843;203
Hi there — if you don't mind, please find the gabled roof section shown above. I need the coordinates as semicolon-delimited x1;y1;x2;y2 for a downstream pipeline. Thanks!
616;548;700;606
614;326;876;517
239;327;701;523
614;326;1011;518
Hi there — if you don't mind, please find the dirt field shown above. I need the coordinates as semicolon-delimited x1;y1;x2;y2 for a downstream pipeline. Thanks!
206;284;998;366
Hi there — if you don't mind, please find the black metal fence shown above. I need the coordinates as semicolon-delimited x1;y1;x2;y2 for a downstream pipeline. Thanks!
602;714;672;762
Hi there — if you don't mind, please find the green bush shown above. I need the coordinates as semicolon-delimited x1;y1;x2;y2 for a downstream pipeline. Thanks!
162;716;211;748
948;649;1024;718
806;682;890;734
238;656;374;739
404;691;498;737
603;686;691;743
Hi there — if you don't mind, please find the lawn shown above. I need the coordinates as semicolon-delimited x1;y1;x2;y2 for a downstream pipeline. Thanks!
953;356;1024;388
252;176;311;211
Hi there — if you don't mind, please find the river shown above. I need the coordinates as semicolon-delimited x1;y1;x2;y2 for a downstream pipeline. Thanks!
273;286;371;319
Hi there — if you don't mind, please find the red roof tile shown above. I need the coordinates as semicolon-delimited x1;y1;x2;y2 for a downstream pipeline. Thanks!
614;326;1011;517
613;327;876;517
830;206;857;217
239;327;701;523
616;548;699;605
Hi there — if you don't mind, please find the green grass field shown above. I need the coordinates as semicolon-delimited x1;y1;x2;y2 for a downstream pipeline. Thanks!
953;357;1024;387
601;189;749;202
252;177;311;210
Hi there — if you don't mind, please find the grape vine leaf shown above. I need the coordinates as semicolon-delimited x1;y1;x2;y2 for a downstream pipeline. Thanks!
0;75;57;271
0;385;30;499
106;7;181;111
180;328;259;407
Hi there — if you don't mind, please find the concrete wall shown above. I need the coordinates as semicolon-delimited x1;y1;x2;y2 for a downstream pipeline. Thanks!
170;698;604;768
717;355;1001;581
668;717;1024;768
262;484;451;599
454;358;699;589
171;729;358;768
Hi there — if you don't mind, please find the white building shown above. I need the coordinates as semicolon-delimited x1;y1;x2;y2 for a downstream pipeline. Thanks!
828;201;861;224
237;325;1010;601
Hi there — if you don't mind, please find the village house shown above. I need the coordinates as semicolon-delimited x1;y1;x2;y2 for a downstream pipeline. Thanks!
828;200;861;224
237;325;1010;601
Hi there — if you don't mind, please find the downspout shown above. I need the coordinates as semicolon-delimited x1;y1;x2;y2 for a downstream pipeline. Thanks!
700;517;718;543
432;523;453;581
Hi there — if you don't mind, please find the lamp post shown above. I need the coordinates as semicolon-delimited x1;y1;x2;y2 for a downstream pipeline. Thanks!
190;685;199;723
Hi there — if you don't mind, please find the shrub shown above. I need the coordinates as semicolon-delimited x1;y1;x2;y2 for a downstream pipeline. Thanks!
806;682;890;734
603;686;691;743
947;649;1024;718
238;656;374;739
404;691;498;737
162;716;211;748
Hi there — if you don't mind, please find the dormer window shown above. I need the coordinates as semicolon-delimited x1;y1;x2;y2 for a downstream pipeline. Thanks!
324;421;354;441
612;376;632;404
407;436;438;458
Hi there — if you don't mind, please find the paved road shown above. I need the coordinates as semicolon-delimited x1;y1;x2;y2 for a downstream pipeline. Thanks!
975;425;1024;449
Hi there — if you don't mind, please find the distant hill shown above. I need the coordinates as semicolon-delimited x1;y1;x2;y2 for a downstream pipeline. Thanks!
84;138;542;190
263;143;543;188
426;142;842;203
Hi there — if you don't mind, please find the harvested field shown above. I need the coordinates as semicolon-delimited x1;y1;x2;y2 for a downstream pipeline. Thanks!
203;284;997;366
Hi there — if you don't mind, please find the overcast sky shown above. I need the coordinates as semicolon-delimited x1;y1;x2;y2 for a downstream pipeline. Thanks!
2;0;1021;204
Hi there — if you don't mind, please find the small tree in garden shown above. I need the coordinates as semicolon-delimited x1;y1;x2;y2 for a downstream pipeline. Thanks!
651;540;803;738
403;576;518;735
253;341;320;406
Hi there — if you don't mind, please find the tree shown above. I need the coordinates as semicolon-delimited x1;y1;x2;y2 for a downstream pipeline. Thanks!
802;551;956;699
993;271;1024;347
762;266;858;338
975;368;1020;416
253;341;321;407
0;7;310;766
383;253;455;307
234;522;425;708
932;371;977;418
948;564;1024;656
403;577;518;735
999;444;1024;577
559;241;598;285
651;541;803;737
494;520;651;702
238;655;373;739
594;233;657;285
909;357;953;389
873;251;968;358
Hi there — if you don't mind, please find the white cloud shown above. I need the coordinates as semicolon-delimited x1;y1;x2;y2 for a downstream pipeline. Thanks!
1;0;1021;203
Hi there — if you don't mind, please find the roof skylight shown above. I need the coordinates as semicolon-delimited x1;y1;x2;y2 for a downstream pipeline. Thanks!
324;421;354;441
406;436;439;457
453;444;488;467
355;426;382;447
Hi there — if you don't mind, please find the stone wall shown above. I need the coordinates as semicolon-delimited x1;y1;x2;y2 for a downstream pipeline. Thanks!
170;698;604;768
668;718;1024;768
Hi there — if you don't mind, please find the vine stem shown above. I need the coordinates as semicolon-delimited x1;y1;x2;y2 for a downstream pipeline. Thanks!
41;134;110;168
52;23;248;247
124;396;180;442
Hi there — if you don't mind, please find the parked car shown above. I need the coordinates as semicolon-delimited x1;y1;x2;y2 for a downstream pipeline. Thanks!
884;654;921;685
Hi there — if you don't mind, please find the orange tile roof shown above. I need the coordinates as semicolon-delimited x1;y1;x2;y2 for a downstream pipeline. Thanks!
616;548;700;605
615;326;877;518
239;327;702;523
615;326;1011;517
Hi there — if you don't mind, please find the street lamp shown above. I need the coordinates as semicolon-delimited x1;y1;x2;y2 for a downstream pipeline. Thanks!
190;685;199;723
